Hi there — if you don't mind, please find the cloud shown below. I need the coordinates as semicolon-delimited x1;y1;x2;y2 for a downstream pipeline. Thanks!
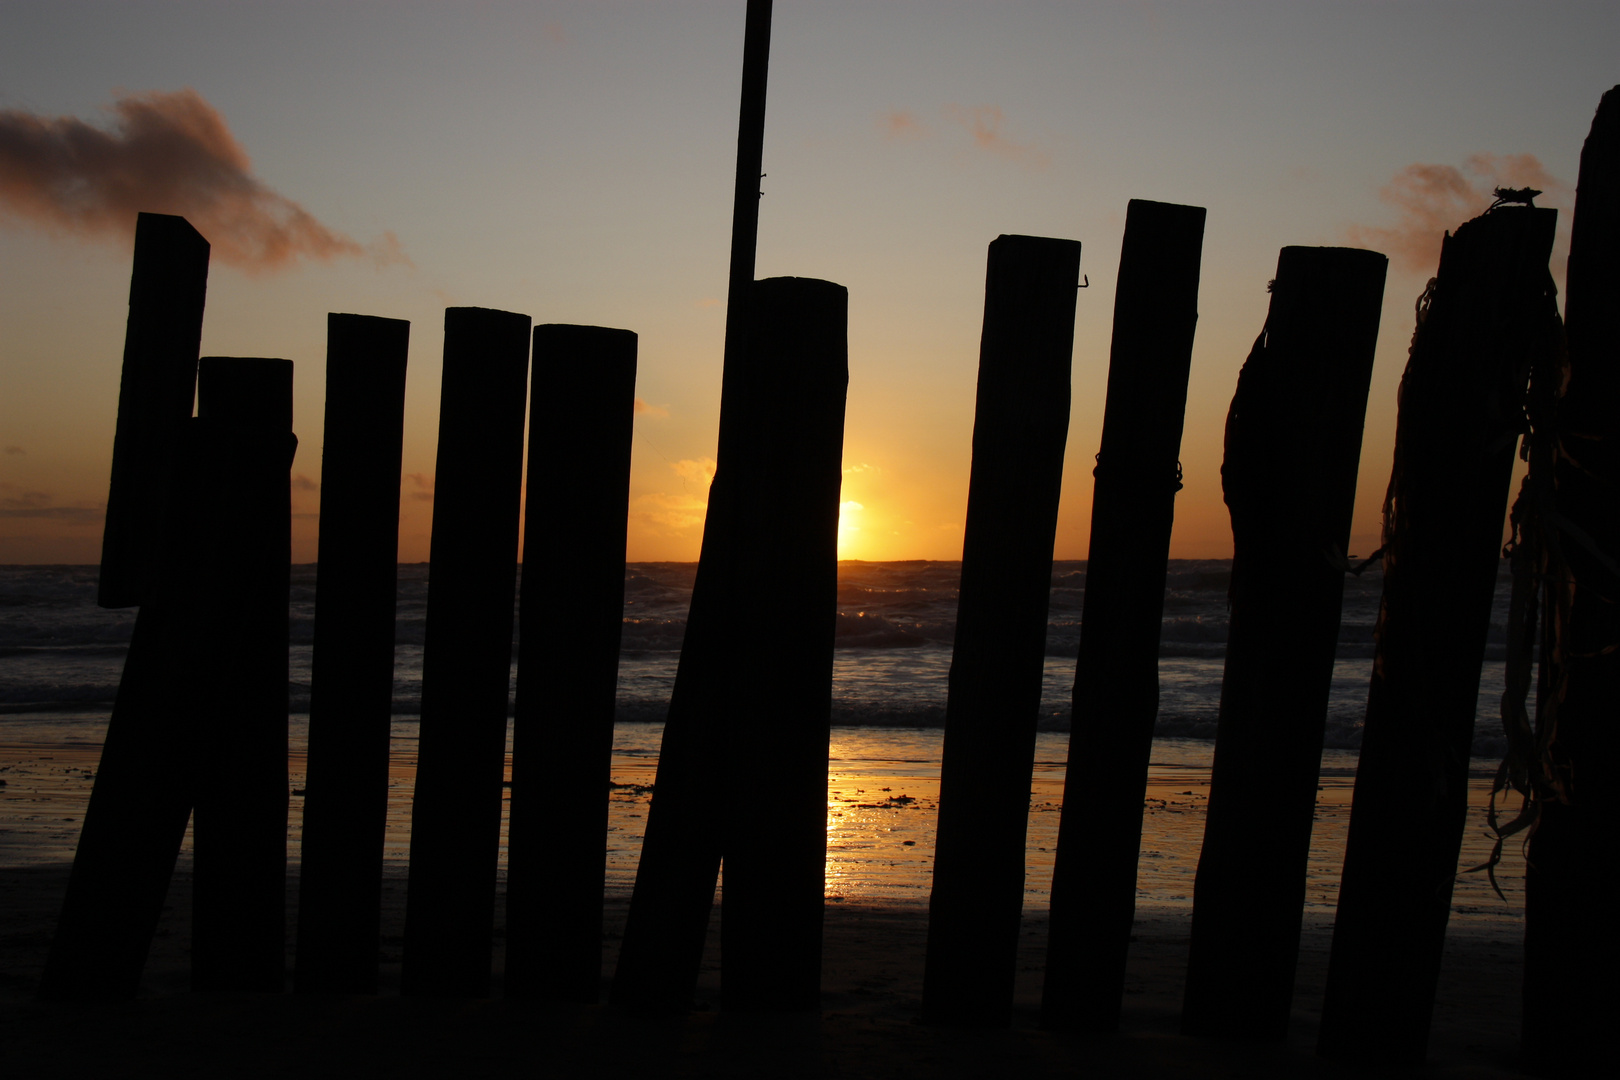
944;104;1051;170
0;483;101;522
630;491;708;533
292;473;319;493
670;458;716;487
843;462;880;476
694;297;723;309
0;88;411;274
3;445;23;456
879;110;929;142
633;398;669;418
404;472;434;502
1345;154;1572;275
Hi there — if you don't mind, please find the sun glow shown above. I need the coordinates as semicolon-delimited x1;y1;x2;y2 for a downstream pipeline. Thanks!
836;500;866;560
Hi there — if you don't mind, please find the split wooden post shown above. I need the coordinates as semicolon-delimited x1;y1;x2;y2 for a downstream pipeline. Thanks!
923;233;1080;1027
98;212;210;609
294;314;410;995
1318;205;1557;1064
1180;247;1386;1040
612;0;772;1014
1040;200;1204;1032
1523;84;1620;1073
505;325;637;1002
720;277;848;1013
401;307;531;998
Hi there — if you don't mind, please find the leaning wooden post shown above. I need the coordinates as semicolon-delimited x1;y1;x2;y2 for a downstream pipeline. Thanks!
922;234;1080;1027
612;0;772;1014
1040;200;1204;1032
189;356;296;993
505;325;637;1002
98;212;210;609
1180;247;1386;1040
294;314;410;995
1318;204;1557;1063
1523;84;1620;1074
401;307;531;998
721;277;848;1013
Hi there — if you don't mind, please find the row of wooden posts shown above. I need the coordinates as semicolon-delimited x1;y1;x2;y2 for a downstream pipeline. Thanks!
39;79;1615;1080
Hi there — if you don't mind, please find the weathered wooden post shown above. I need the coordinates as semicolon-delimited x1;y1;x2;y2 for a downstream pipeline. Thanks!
294;314;410;995
40;214;209;1001
1318;204;1557;1063
923;233;1080;1027
721;277;848;1013
1180;247;1386;1040
1523;84;1620;1074
612;0;772;1014
505;324;637;1002
1040;200;1203;1032
401;307;531;998
98;212;210;609
187;357;296;994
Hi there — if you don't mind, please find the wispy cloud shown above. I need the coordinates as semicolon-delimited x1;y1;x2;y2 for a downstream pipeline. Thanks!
629;458;716;535
3;445;24;456
1345;153;1572;275
0;88;411;274
879;110;929;142
292;473;319;493
0;484;101;522
633;398;669;418
404;472;434;502
944;104;1051;170
670;458;716;488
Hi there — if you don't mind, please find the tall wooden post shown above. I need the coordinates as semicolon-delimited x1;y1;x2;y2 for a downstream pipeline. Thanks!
189;357;295;994
401;307;531;998
721;277;848;1013
1523;84;1620;1074
1180;248;1386;1040
1040;201;1204;1032
1318;205;1557;1063
99;212;210;609
295;314;410;995
612;0;772;1014
923;234;1080;1027
505;324;637;1002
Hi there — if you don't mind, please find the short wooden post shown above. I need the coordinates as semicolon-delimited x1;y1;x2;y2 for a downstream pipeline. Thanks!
401;307;531;998
720;277;848;1012
189;357;295;994
1523;84;1620;1073
1180;247;1386;1040
294;314;410;995
1040;200;1204;1032
1318;206;1557;1063
99;212;210;609
504;325;637;1002
922;234;1080;1027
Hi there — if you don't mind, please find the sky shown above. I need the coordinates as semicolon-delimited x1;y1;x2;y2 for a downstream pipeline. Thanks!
1;1;1615;565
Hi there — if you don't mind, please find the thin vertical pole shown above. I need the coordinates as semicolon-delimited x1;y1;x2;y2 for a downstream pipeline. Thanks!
505;324;637;1002
720;277;848;1013
1181;247;1386;1040
923;234;1080;1027
401;307;531;998
612;0;773;1013
295;314;410;995
1319;206;1557;1063
1040;201;1204;1032
189;356;295;993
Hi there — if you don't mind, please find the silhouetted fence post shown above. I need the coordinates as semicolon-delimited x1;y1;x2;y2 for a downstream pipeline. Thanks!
1319;205;1557;1064
721;277;848;1013
923;233;1080;1027
1181;247;1386;1040
1040;201;1203;1032
99;212;210;609
402;307;531;998
188;357;296;993
1524;85;1620;1074
505;325;637;1002
294;314;410;995
612;0;772;1015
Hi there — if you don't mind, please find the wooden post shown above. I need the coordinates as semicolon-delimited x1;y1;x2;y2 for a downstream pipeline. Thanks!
720;277;848;1013
1040;200;1204;1032
1318;205;1557;1063
612;0;772;1014
1523;84;1620;1073
1180;247;1386;1040
401;307;531;998
505;325;637;1002
99;212;210;609
922;234;1080;1027
189;357;295;993
294;314;410;995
